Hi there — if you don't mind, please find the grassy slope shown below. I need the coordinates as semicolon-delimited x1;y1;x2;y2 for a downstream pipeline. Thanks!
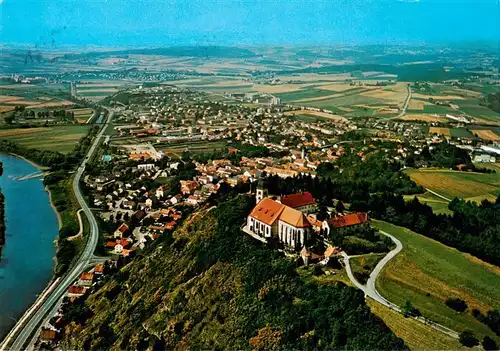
366;299;474;351
372;220;500;342
406;168;500;201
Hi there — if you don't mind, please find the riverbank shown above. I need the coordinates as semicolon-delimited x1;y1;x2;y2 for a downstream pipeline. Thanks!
45;186;63;230
9;153;49;171
0;189;5;262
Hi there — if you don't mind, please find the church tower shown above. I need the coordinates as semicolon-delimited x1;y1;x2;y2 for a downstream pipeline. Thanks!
256;180;267;203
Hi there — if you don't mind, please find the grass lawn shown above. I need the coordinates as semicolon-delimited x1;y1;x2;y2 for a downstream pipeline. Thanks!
367;298;474;351
0;125;91;154
406;168;500;202
372;220;500;342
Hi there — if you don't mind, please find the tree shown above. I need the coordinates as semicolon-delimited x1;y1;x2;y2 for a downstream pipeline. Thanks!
401;300;420;318
445;298;468;312
248;324;283;351
335;200;345;214
459;331;479;348
482;336;498;351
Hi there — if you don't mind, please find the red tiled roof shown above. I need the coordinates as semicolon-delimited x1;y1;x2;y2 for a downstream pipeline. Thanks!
118;238;130;248
249;198;285;226
116;223;129;234
94;264;104;273
106;241;117;248
280;192;316;209
68;285;85;295
279;206;311;228
40;329;57;341
80;272;94;281
328;213;369;228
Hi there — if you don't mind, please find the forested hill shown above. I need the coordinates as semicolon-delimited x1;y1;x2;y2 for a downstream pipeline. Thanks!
59;196;405;350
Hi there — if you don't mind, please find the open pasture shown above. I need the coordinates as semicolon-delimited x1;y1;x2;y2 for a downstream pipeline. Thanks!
471;129;500;141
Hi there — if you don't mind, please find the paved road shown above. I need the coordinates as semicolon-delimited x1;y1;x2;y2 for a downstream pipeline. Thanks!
425;188;453;202
342;229;459;339
397;84;412;118
1;110;113;351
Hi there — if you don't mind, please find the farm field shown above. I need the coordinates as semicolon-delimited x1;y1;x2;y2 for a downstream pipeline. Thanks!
0;125;91;153
403;192;452;215
366;299;471;351
67;108;94;124
428;127;450;136
471;129;500;141
406;168;500;202
372;220;500;342
284;110;348;122
155;140;228;153
398;113;447;122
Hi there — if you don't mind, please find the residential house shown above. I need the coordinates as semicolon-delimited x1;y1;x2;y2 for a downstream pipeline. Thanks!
114;223;129;239
79;272;94;287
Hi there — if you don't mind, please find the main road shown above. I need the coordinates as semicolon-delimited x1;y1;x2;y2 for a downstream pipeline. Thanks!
0;110;113;350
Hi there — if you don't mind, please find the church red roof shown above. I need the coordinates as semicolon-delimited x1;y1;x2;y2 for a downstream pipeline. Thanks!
328;213;369;228
280;192;316;209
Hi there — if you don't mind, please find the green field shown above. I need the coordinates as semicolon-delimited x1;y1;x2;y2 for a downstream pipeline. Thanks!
373;220;500;342
450;128;474;138
406;169;500;202
403;192;452;215
157;140;228;153
0;125;91;153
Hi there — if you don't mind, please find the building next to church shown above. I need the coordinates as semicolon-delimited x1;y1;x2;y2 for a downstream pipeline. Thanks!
280;191;317;213
322;212;370;235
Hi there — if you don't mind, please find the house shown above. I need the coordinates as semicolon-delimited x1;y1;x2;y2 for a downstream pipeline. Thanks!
68;285;86;297
322;213;369;235
170;194;182;205
180;180;199;195
145;198;153;208
114;223;129;239
79;272;94;286
187;195;200;206
280;192;317;213
39;328;57;342
94;264;104;275
246;197;311;249
155;186;165;198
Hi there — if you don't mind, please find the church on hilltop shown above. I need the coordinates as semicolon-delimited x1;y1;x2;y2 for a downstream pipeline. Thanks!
245;182;370;251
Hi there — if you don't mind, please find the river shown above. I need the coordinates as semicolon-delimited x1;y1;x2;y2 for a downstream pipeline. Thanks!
0;154;59;340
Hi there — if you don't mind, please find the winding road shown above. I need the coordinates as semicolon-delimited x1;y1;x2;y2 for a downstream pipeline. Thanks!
0;110;113;351
342;229;459;339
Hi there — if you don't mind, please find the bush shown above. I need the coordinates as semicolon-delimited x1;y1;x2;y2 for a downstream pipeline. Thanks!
459;331;479;348
482;336;498;351
445;298;468;312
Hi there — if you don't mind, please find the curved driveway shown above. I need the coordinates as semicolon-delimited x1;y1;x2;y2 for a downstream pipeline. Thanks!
342;229;459;339
1;111;113;350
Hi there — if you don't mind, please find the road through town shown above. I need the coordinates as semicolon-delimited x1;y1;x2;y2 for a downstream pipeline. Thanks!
0;110;113;350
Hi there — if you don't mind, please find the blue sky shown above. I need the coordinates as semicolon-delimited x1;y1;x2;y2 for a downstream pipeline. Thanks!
0;0;499;47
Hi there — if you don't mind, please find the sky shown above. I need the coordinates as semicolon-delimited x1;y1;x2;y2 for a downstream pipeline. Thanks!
0;0;499;48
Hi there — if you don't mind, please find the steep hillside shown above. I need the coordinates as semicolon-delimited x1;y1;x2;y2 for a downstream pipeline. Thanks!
60;195;405;350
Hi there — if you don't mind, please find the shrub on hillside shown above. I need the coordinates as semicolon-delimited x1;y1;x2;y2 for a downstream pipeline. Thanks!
459;331;479;348
445;298;468;312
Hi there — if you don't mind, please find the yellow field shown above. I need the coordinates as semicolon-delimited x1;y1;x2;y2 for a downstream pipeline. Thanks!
0;127;53;137
67;108;94;116
284;110;348;122
367;299;469;350
399;114;447;122
429;127;450;136
413;93;465;100
408;98;433;110
407;169;500;201
472;129;500;141
318;83;364;92
0;95;23;103
26;101;74;108
0;105;16;113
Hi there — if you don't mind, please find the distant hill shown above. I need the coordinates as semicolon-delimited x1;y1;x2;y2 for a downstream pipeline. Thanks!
61;46;259;60
58;196;405;350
